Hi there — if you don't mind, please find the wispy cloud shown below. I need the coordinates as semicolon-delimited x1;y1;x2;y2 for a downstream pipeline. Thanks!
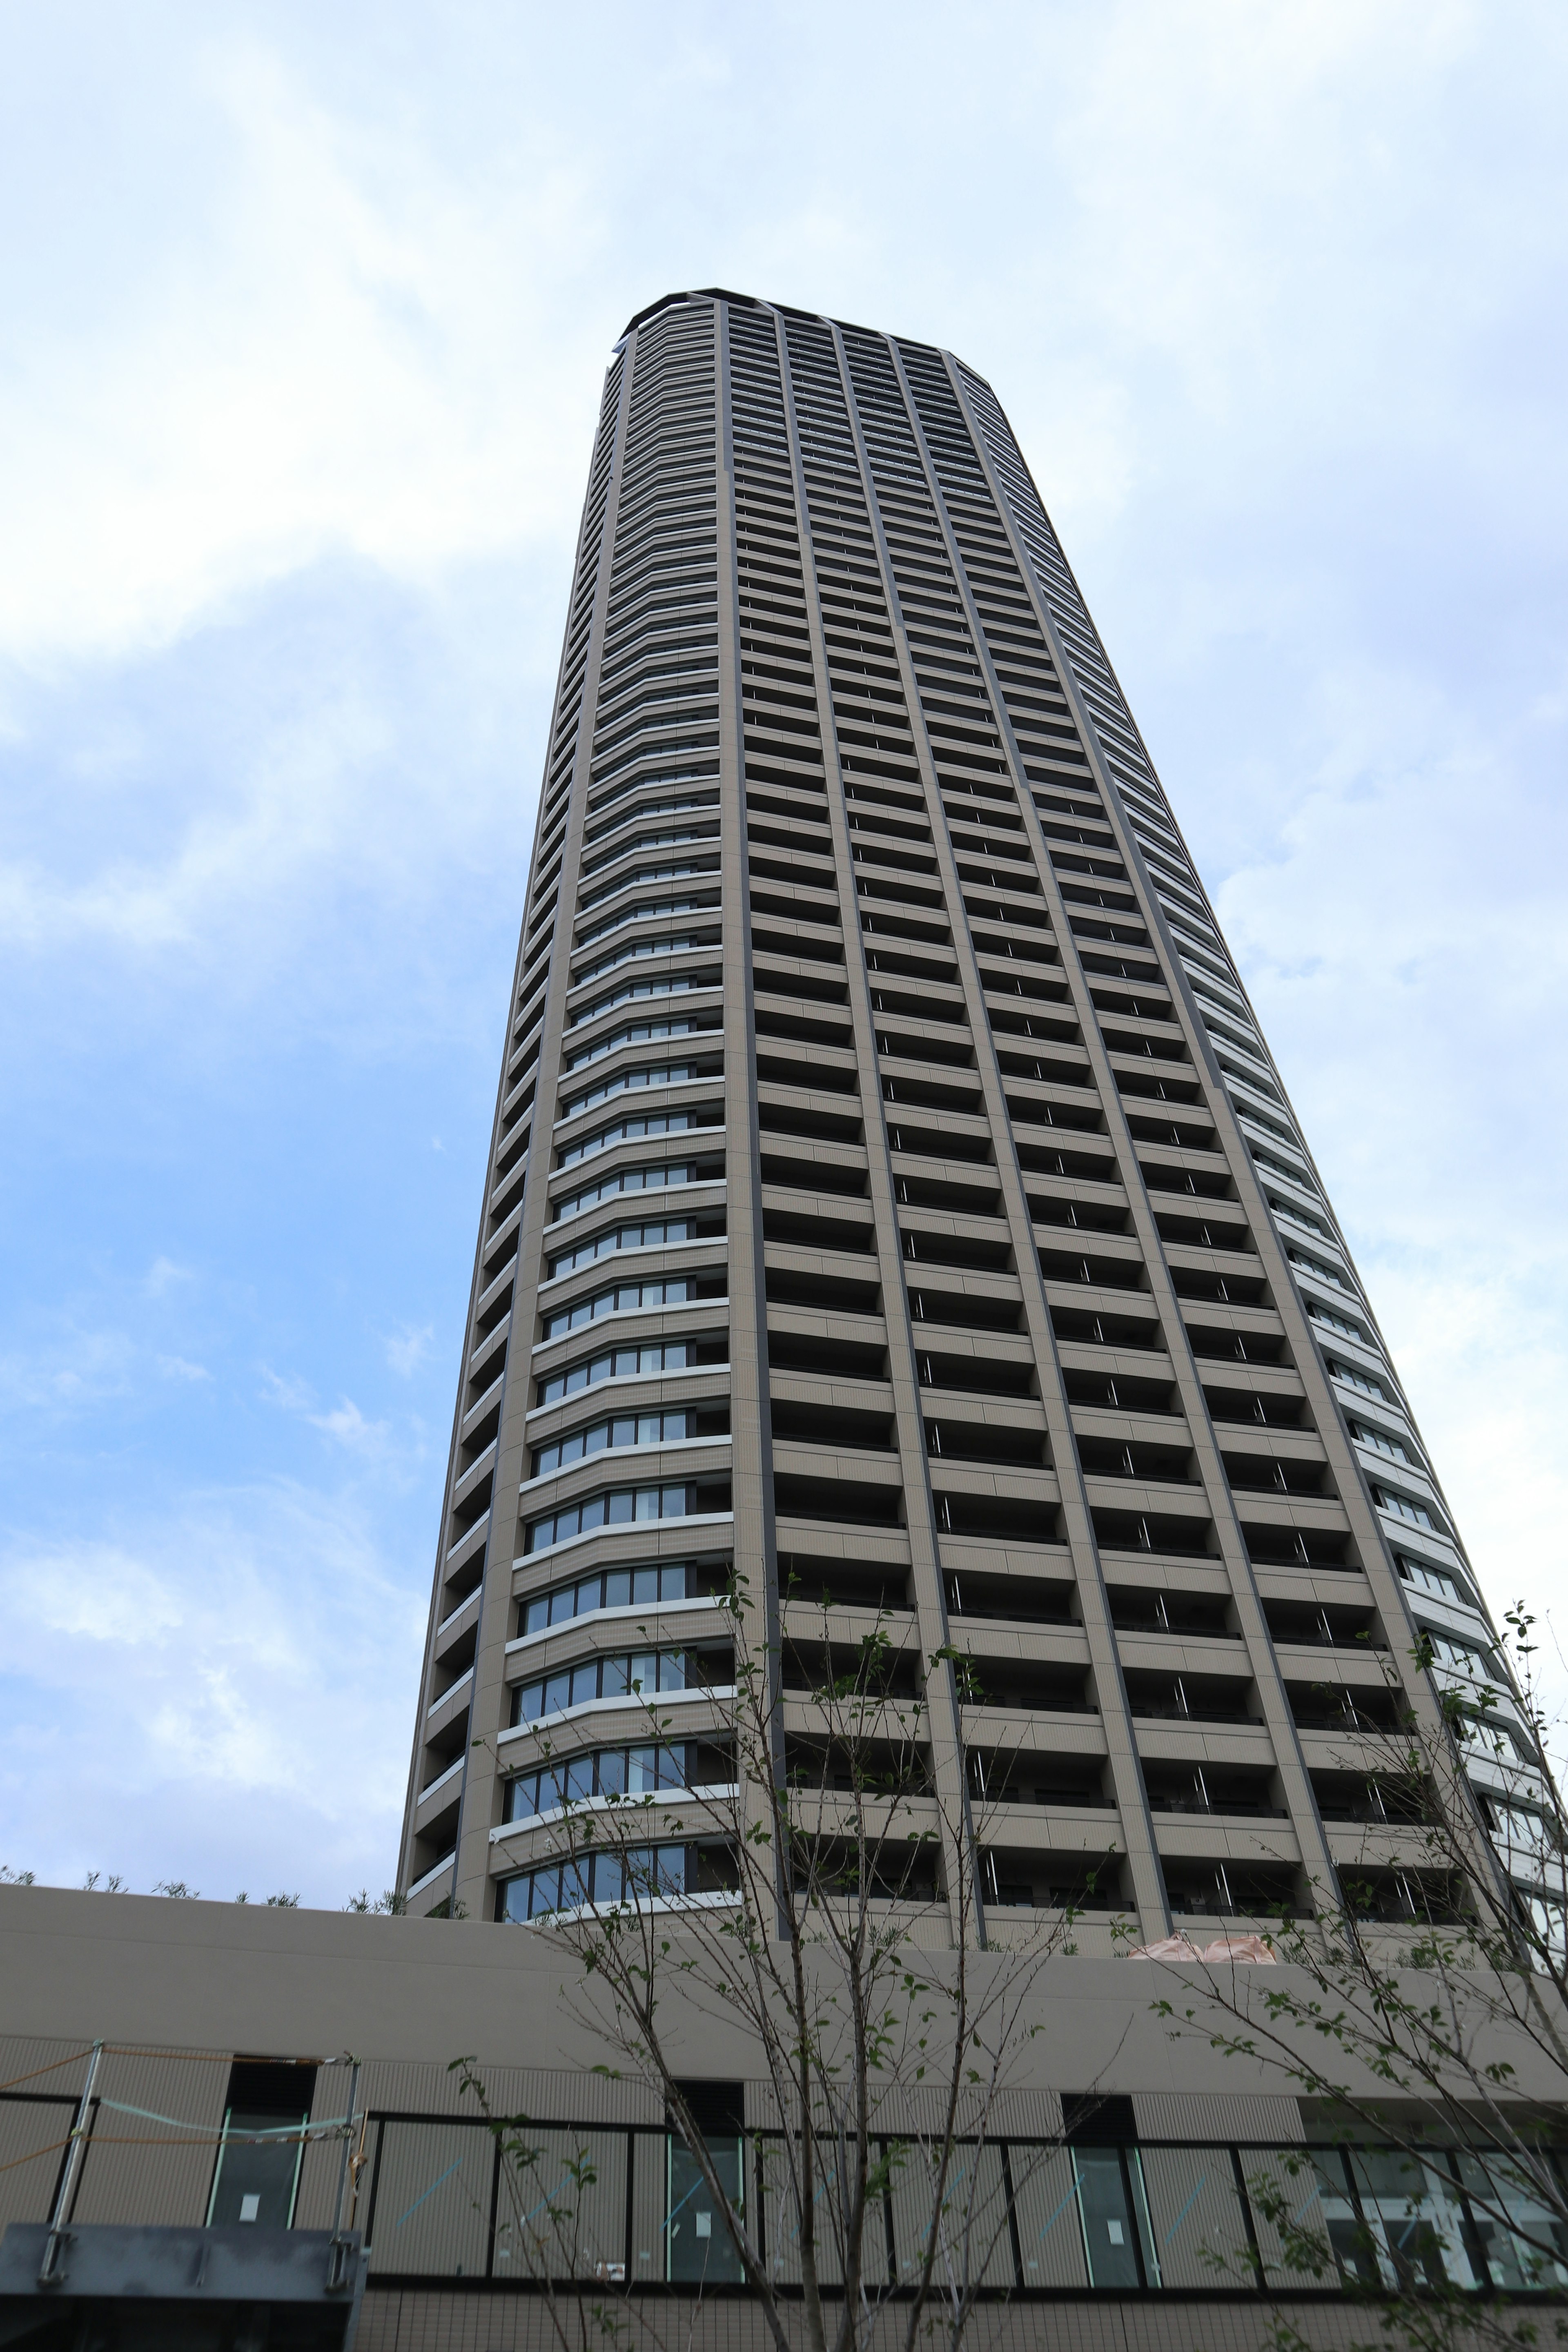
0;1328;137;1415
384;1323;434;1378
307;1398;390;1454
0;1487;424;1900
0;0;1563;1898
258;1365;314;1414
0;37;602;678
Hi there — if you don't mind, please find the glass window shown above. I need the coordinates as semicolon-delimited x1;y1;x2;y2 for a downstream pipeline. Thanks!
1071;2148;1154;2290
1348;2149;1483;2290
1376;1487;1434;1530
514;1648;720;1726
668;2132;744;2283
1399;1555;1462;1603
208;2110;307;2230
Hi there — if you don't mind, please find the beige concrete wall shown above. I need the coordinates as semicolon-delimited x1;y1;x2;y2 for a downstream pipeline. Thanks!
1;1887;1555;2346
4;1883;1561;2112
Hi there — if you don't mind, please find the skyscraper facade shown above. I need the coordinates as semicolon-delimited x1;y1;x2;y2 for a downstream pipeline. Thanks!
398;287;1538;1945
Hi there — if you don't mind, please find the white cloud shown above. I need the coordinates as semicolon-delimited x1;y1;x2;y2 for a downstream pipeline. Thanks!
384;1323;434;1378
261;1368;399;1460
0;1488;425;1901
0;1329;137;1415
0;0;1564;1900
307;1398;390;1454
0;37;603;675
1205;660;1568;1708
259;1365;314;1414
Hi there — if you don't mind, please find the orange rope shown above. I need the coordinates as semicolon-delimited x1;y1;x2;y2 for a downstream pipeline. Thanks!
95;2046;254;2063
0;2137;71;2175
0;2041;335;2098
0;2126;347;2174
0;2042;353;2185
0;2049;96;2095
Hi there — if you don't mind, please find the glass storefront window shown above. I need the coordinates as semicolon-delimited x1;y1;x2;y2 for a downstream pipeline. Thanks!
668;2133;744;2283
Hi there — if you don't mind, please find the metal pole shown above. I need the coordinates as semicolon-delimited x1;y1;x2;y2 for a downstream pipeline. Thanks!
329;2057;361;2236
325;2055;362;2295
38;2039;104;2287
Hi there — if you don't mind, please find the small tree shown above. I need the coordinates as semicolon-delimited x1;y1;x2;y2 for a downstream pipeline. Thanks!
1146;1604;1568;2352
472;1571;1122;2351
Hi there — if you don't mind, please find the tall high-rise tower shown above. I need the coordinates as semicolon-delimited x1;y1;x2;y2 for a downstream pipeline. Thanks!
398;289;1540;1945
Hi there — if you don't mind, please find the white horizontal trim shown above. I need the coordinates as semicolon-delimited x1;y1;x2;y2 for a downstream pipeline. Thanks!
405;1852;456;1900
1466;1753;1548;1800
1350;1434;1436;1486
426;1666;473;1718
520;1432;732;1498
553;1072;722;1134
498;1684;737;1745
550;1176;727;1227
489;1782;739;1844
444;1512;490;1566
506;1593;727;1657
1269;1198;1334;1245
1373;1500;1457;1554
436;1586;483;1637
533;1301;729;1357
452;1441;498;1498
511;1510;735;1569
566;982;725;1039
537;1236;727;1296
467;1312;511;1363
461;1371;507;1430
1405;1590;1494;1644
503;1889;739;1926
417;1756;465;1807
1292;1264;1368;1317
528;1363;731;1421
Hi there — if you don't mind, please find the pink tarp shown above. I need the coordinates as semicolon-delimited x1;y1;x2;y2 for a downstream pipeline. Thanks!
1124;1933;1277;1964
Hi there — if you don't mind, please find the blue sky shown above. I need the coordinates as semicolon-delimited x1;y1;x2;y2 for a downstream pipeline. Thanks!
2;1;1565;1906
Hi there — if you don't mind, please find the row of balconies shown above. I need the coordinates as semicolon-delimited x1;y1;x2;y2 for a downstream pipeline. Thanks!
476;1688;1459;1927
419;733;1480;1908
472;1559;1399;1740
